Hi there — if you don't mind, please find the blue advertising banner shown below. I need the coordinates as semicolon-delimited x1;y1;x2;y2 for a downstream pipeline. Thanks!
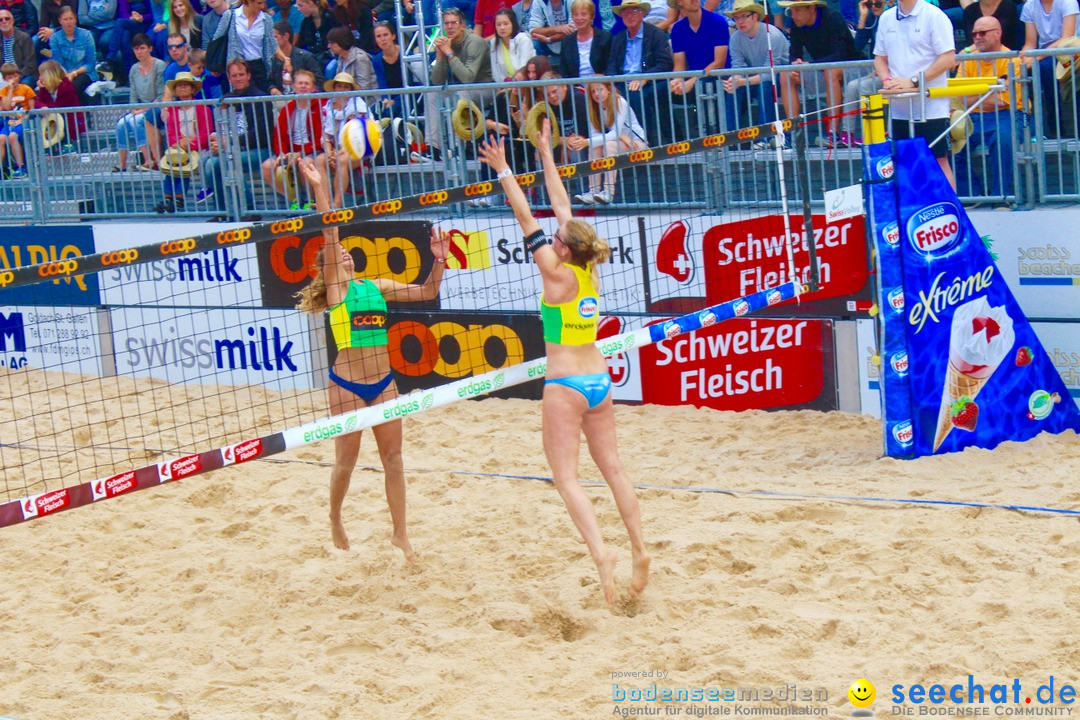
0;226;100;306
885;139;1080;456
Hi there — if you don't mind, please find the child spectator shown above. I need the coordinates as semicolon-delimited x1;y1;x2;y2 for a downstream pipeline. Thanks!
0;60;35;176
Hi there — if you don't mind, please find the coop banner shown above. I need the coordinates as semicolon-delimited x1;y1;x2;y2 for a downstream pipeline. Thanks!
891;140;1080;456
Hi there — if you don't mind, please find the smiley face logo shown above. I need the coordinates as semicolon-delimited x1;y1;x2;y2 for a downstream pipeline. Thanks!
848;678;876;709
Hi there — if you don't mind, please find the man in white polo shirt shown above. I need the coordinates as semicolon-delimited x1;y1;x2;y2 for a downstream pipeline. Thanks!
873;0;957;187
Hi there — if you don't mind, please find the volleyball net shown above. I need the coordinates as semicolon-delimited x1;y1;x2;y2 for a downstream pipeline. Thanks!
0;117;855;526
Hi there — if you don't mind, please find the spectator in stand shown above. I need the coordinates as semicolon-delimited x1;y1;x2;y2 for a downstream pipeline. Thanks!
318;71;368;207
270;19;322;93
77;0;117;61
963;0;1021;49
169;0;201;49
330;0;375;54
0;0;38;35
475;0;514;39
155;71;212;212
669;0;730;131
838;0;891;145
199;58;274;217
1021;0;1078;133
187;48;221;97
579;80;646;203
0;8;38;83
271;0;304;35
427;7;494;155
142;31;190;168
373;0;413;23
260;68;325;207
529;0;574;59
325;25;376;89
512;0;535;27
213;0;276;93
141;0;172;59
107;0;154;74
490;7;532;80
49;6;97;103
644;0;677;29
296;0;338;64
558;0;611;79
36;0;76;54
780;0;861;147
36;59;84;148
371;20;413;116
874;0;956;186
954;15;1026;198
0;61;34;177
541;70;591;163
606;0;673;144
482;71;531;176
724;0;789;128
201;0;228;49
113;32;164;170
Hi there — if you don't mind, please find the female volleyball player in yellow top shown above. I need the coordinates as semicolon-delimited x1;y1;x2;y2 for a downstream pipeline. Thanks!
295;158;449;559
478;120;649;604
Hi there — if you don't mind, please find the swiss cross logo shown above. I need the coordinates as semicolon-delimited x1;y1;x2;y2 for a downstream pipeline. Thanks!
597;316;630;387
656;220;695;284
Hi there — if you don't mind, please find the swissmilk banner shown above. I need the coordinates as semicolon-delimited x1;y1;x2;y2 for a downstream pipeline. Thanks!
867;138;1080;458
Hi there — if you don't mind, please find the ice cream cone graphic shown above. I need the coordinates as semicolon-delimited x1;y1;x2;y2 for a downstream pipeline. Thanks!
933;297;1015;451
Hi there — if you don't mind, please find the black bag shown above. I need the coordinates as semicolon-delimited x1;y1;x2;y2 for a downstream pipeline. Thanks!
205;10;232;74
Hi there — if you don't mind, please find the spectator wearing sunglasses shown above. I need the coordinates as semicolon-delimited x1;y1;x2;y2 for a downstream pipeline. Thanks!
0;9;38;83
962;0;1021;49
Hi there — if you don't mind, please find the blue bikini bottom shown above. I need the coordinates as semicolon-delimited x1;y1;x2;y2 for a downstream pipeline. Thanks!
545;373;612;409
329;369;394;403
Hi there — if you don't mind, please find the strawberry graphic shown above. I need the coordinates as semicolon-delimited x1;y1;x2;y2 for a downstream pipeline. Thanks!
950;397;979;432
1015;346;1033;367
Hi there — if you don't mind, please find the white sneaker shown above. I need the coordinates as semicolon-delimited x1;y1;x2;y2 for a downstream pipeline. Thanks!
574;192;596;205
593;190;613;204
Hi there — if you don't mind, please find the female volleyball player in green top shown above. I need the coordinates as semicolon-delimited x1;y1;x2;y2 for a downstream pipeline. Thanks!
478;120;649;604
295;158;449;559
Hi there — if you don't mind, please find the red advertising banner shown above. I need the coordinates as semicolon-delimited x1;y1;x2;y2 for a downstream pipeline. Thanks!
702;214;868;307
638;318;833;411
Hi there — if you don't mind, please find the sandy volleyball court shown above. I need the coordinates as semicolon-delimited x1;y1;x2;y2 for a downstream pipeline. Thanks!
2;397;1079;719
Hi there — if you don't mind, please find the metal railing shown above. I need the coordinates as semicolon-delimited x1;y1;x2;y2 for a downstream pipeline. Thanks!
4;48;1080;223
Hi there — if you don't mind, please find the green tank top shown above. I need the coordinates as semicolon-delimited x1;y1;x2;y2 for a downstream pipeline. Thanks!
327;280;388;349
540;264;600;345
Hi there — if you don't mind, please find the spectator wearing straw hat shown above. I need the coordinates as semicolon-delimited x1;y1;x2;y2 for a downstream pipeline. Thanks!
558;0;611;79
779;0;860;147
873;0;956;187
0;8;38;84
724;0;789;128
953;15;1025;198
270;20;322;94
606;0;674;144
155;71;212;213
318;70;369;208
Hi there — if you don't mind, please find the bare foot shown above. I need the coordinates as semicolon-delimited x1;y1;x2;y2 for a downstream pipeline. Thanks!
391;533;415;563
630;551;651;598
596;549;617;604
331;517;350;550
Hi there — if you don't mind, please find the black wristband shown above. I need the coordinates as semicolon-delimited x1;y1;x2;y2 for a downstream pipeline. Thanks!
524;230;550;254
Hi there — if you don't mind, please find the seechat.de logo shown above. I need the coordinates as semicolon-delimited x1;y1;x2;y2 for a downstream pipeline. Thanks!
216;228;252;245
322;209;354;223
578;296;598;319
421;190;450;204
372;200;403;215
907;202;963;258
875;157;894;180
666;141;691;155
591;157;616;171
161;238;197;255
270;218;304;234
38;259;78;277
101;249;139;266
